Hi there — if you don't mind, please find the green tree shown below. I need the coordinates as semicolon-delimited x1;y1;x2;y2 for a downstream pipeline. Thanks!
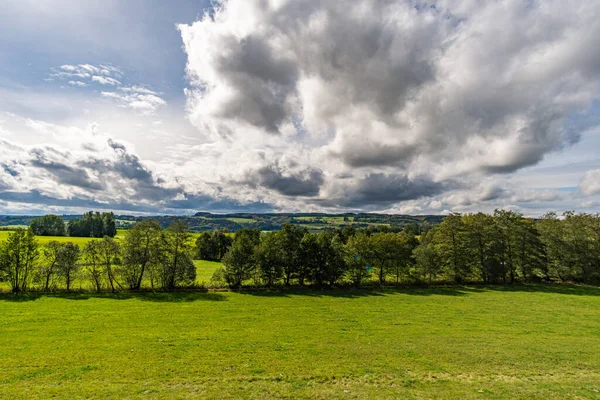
58;242;81;291
195;230;232;261
41;241;64;291
462;213;498;283
493;210;523;283
436;213;470;283
298;233;321;285
222;228;260;287
344;233;373;286
196;232;217;260
279;224;305;285
98;236;121;292
161;221;196;290
255;232;284;286
0;228;39;293
537;212;569;282
83;241;103;291
370;232;404;285
102;212;117;238
391;232;417;284
122;220;162;290
414;229;442;284
30;215;66;236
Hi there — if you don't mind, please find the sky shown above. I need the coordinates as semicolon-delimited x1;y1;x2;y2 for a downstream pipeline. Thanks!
0;0;599;216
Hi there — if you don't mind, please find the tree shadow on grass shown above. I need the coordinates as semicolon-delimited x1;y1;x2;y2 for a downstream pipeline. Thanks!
0;291;228;303
2;284;598;302
237;286;476;299
238;283;600;299
478;283;600;297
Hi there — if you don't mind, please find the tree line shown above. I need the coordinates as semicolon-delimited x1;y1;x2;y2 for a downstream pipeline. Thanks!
30;212;117;238
0;221;195;293
1;210;599;293
211;210;600;287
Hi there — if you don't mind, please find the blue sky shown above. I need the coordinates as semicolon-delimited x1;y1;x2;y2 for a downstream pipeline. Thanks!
0;0;599;216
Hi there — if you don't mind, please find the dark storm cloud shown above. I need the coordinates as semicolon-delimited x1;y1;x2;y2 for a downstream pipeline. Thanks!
29;148;104;191
246;165;324;197
0;189;275;214
163;193;274;212
351;173;445;204
317;173;446;209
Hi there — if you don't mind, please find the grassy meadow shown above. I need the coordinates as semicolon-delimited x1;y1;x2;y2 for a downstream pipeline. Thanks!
1;285;600;399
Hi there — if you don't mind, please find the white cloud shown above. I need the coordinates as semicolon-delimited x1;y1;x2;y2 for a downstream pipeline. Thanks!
101;92;167;115
46;63;166;115
91;76;121;86
580;170;600;196
120;86;158;95
177;0;600;212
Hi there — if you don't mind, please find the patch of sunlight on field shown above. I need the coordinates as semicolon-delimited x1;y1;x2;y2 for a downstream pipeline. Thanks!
194;259;223;283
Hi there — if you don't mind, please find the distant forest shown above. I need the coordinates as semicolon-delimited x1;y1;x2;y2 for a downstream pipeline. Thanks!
0;212;445;233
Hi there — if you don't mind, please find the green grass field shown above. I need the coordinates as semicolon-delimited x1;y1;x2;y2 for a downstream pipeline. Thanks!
1;285;599;399
0;229;129;246
194;259;223;283
227;217;256;224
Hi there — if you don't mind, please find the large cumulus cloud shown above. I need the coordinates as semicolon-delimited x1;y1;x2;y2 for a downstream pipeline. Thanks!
178;0;600;211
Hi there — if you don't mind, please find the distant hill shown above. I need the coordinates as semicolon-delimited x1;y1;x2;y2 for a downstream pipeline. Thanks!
0;213;445;233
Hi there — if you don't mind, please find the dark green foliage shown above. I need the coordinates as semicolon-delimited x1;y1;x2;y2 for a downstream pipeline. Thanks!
279;224;305;285
222;228;261;287
343;232;373;287
412;210;600;285
67;212;117;238
195;230;232;261
298;233;320;285
30;215;66;236
255;232;284;286
316;232;347;286
102;213;117;237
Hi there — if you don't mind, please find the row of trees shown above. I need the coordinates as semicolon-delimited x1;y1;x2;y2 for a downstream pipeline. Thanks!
30;212;117;238
67;212;117;238
219;224;419;287
420;210;600;284
217;211;600;287
3;210;600;292
0;221;195;293
30;215;66;236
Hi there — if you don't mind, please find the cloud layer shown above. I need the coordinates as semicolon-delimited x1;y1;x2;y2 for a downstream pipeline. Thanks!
173;0;600;212
1;0;600;215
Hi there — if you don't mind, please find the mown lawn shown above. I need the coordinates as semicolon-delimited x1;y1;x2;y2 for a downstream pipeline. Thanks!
1;285;599;399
